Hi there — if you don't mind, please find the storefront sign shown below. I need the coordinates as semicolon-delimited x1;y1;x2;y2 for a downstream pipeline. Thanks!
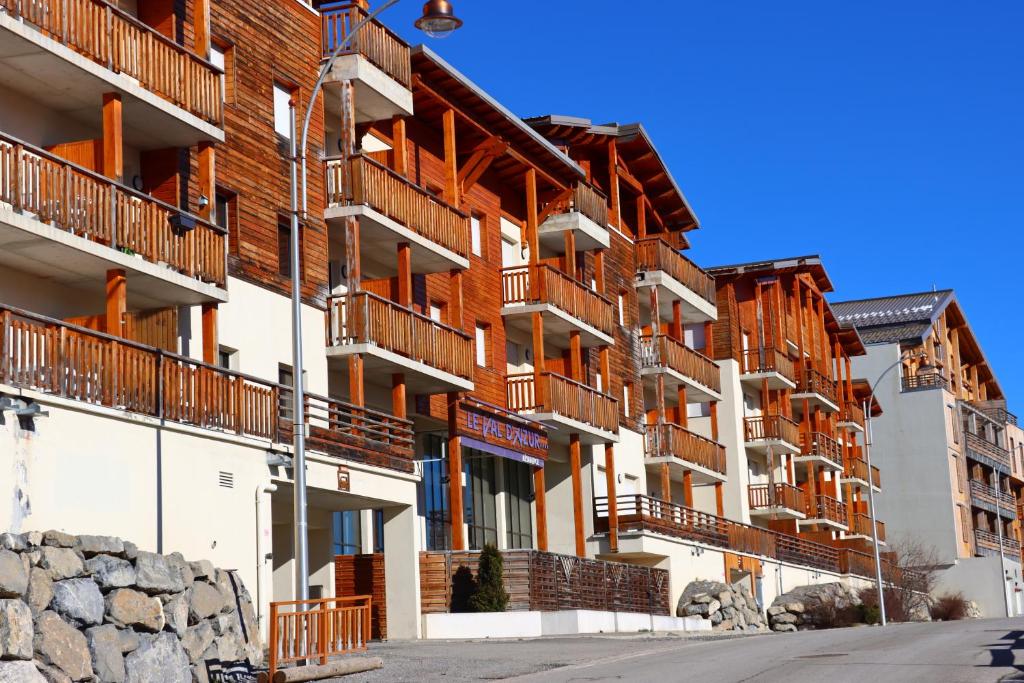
458;401;548;467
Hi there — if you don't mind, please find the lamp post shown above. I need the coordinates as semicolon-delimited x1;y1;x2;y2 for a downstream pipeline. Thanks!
862;348;925;626
286;1;463;603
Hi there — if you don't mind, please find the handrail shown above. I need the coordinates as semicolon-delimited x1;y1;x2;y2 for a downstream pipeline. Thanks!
268;596;371;679
638;334;721;394
500;263;615;337
964;431;1012;470
748;482;806;512
1;0;223;124
320;1;411;86
969;479;1017;511
505;371;619;435
844;457;881;488
799;431;843;467
839;402;865;428
0;304;415;471
809;495;847;524
797;361;838;404
543;181;608;228
901;372;947;392
975;529;1021;557
743;414;800;445
643;422;726;474
634;237;716;304
850;513;886;542
740;346;796;382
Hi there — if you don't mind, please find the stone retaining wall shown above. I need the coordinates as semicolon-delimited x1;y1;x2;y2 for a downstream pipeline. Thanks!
676;580;768;632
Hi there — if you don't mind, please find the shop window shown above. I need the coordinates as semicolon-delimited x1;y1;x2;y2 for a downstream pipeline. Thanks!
465;450;498;549
332;511;362;556
420;435;451;551
504;459;534;550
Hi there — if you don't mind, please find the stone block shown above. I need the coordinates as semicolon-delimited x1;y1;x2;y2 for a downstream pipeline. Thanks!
0;551;29;599
0;599;33;660
38;550;83;583
85;625;125;683
33;611;93;681
105;591;164;633
50;580;104;627
84;557;134;592
124;634;190;683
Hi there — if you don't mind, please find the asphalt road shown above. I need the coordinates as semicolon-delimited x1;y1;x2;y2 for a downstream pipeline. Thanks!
342;617;1024;682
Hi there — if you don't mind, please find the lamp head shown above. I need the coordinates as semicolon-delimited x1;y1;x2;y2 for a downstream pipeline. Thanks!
414;0;463;38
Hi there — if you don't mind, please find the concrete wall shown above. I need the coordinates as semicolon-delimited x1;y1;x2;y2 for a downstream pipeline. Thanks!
936;555;1023;618
717;360;752;523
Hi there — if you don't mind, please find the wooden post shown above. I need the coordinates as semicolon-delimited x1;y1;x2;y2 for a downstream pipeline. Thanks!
105;269;126;337
391;374;406;420
563;228;576;276
715;482;724;517
397;243;412;306
201;303;218;364
636;195;647;239
569;331;582;381
198;142;215;221
660;462;671;503
443;109;459;206
349;355;364;407
534;466;548;551
102;93;123;182
532;312;545;409
392;116;407;176
193;0;211;59
606;140;620;229
683;470;693;508
604;443;618;552
570;434;585;557
447;393;465;550
449;269;463;331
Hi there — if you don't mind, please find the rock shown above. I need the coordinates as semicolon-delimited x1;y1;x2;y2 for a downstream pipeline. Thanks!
772;612;799;625
37;550;83;582
691;593;712;604
717;591;733;609
966;601;982;619
50;580;104;627
162;594;189;637
41;533;76;550
84;557;134;592
721;605;736;619
74;537;124;560
180;623;214;665
0;661;47;682
34;663;70;683
120;544;137;563
709;610;723;626
188;583;224;624
116;630;138;655
105;590;164;633
133;553;182;595
684;603;708;617
213;571;236;614
741;607;759;625
0;600;33;660
19;534;42;549
188;561;215;583
774;623;797;633
784;601;805;614
0;552;29;599
85;625;125;683
0;536;26;553
706;599;721;615
767;605;786;617
33;611;93;681
124;634;190;683
165;555;194;591
25;570;52;618
735;610;747;629
719;619;733;630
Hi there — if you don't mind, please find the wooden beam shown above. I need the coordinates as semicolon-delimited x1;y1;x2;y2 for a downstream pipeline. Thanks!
606;140;620;229
536;186;573;226
443;108;459;207
563;228;577;276
683;470;693;507
447;393;465;550
569;331;582;381
661;463;671;503
449;269;464;331
391;374;406;420
457;136;508;194
715;482;724;517
391;116;407;176
201;302;217;364
534;466;548;551
615;156;644;194
397;243;412;306
570;434;585;557
604;444;618;552
349;355;364;407
197;142;215;221
525;168;539;264
102;93;123;182
532;312;546;408
105;269;126;337
193;0;210;59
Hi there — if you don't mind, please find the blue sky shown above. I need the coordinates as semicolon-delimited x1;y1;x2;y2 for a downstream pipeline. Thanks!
384;1;1023;404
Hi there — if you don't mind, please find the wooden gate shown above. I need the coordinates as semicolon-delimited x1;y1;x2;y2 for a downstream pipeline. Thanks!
334;553;387;640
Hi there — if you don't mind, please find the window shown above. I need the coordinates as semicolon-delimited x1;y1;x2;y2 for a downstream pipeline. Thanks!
278;365;293;421
215;188;237;253
504;459;534;549
623;382;632;418
210;42;235;103
332;511;362;556
953;452;963;493
273;82;294;139
420;435;451;551
465;451;498;549
217;346;238;371
278;219;303;279
429;302;445;323
373;509;385;553
470;214;482;257
475;323;489;368
617;292;626;326
959;504;970;542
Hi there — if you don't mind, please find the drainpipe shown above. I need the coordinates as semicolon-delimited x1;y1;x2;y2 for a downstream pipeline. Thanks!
255;482;278;642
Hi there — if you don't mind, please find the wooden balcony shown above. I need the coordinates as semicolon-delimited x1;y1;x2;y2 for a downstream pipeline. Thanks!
743;414;800;455
325;155;470;277
837;548;877;578
901;371;947;392
838;402;865;432
0;133;226;306
739;347;797;389
638;334;721;402
643;422;726;483
748;483;807;520
505;371;618;444
847;513;886;543
320;2;413;122
501;264;615;349
0;305;415;472
841;457;881;491
326;292;475;395
975;529;1021;560
793;361;839;412
969;480;1017;519
800;495;848;531
964;431;1012;473
0;0;223;145
794;431;843;470
538;182;610;252
634;237;717;324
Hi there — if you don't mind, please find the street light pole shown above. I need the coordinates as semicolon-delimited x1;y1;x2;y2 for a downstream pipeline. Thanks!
993;468;1011;617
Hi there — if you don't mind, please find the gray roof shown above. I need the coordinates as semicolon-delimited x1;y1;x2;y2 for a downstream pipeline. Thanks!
831;290;955;344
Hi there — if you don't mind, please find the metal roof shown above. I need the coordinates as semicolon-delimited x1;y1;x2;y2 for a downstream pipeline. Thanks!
831;290;954;344
705;255;834;292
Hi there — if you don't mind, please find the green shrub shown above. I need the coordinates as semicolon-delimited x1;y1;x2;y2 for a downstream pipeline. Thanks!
469;544;509;613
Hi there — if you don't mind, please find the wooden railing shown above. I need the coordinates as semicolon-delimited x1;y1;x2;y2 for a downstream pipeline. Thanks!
844;458;881;488
325;155;470;260
634;237;716;304
838;548;876;578
0;304;416;472
419;549;670;615
327;291;474;383
320;1;411;87
0;133;226;287
850;513;885;542
598;494;845;574
643;422;726;475
501;264;614;337
839;402;865;429
901;372;947;392
964;431;1012;470
975;529;1021;559
268;596;371;680
506;372;618;435
740;347;796;383
544;181;608;228
799;431;843;467
743;414;800;446
797;362;839;405
638;334;720;394
1;0;222;124
748;483;806;513
809;495;847;525
970;480;1017;512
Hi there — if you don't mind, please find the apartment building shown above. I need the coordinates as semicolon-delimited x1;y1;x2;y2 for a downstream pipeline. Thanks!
833;290;1023;616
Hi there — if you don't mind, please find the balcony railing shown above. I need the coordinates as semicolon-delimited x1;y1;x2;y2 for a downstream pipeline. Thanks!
743;414;800;446
975;529;1021;559
838;548;876;578
796;361;838;405
970;480;1017;512
844;458;881;488
0;133;225;287
506;371;618;435
964;431;1012;471
839;402;865;429
320;2;411;87
544;181;608;228
809;495;847;525
901;372;948;392
799;431;843;467
327;292;474;383
638;334;720;394
748;483;806;513
643;422;726;475
634;237;716;305
850;513;885;542
501;264;615;337
326;155;470;260
740;347;796;383
1;0;222;124
0;305;415;471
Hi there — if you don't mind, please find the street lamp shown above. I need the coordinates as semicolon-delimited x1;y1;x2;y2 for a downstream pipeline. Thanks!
862;348;926;626
286;1;463;604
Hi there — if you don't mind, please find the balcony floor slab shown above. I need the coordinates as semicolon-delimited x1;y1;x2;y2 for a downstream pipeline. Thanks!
640;366;721;403
327;343;474;395
749;506;806;521
792;454;844;472
792;392;840;413
501;304;614;350
740;371;797;391
538;211;609;252
634;270;717;324
838;420;865;433
518;411;617;446
839;475;880;493
644;456;726;485
797;518;848;532
324;54;413;124
744;438;800;456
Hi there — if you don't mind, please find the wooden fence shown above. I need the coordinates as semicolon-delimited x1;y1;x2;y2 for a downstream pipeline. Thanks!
268;596;371;680
334;554;386;641
748;483;806;513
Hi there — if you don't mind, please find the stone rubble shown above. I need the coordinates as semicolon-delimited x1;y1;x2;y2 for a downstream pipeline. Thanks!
767;582;859;632
677;580;769;632
0;531;261;682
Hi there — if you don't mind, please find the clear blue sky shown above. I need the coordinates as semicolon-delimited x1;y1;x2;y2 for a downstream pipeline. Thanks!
385;1;1023;405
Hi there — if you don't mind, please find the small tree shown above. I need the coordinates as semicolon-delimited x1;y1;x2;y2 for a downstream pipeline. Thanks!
469;544;509;612
860;537;942;622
